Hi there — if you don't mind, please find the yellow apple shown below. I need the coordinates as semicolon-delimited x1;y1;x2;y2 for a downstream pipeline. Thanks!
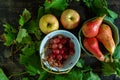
39;14;59;34
60;9;80;29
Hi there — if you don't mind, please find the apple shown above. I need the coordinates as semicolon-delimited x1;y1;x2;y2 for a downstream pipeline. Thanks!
60;9;80;29
39;14;59;34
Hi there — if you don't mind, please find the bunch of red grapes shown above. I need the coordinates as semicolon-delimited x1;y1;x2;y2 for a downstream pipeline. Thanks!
45;35;75;68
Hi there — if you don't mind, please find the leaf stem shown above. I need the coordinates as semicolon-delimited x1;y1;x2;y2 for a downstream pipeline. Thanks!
8;71;28;79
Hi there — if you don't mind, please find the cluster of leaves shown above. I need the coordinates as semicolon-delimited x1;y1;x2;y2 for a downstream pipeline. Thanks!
19;59;101;80
102;43;120;77
3;8;44;79
82;0;118;22
1;0;120;80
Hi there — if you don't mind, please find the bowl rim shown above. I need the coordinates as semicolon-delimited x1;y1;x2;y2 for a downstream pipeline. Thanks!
40;30;81;72
78;17;119;56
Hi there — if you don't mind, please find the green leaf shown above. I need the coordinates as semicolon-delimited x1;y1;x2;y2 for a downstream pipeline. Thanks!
21;78;29;80
76;59;84;68
83;71;100;80
113;60;120;77
21;44;35;56
23;20;42;40
22;9;31;23
116;68;120;76
44;0;68;11
3;23;17;33
35;29;42;40
102;62;116;76
0;68;9;80
34;41;41;51
104;16;114;23
55;75;68;80
26;64;39;76
19;15;25;26
21;52;43;76
20;35;33;45
20;54;30;64
3;23;17;46
105;8;118;19
83;0;92;7
68;68;83;80
113;43;120;59
19;9;31;26
44;0;68;16
24;20;39;34
83;0;118;20
3;33;15;46
16;28;28;43
38;71;48;80
54;68;83;80
37;6;44;19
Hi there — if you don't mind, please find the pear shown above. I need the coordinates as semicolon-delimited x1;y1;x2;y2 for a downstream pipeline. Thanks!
82;15;106;38
83;37;106;62
96;23;115;62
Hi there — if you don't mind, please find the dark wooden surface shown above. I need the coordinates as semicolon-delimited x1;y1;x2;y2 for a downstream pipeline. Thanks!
0;0;120;80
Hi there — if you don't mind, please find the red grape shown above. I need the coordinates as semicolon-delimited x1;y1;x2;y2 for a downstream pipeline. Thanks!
53;37;60;44
45;35;75;68
53;49;60;54
52;43;58;49
56;54;62;61
62;54;68;60
59;49;64;54
58;43;63;49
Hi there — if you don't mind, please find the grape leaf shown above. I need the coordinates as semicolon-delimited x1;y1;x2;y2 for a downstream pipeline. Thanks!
16;28;28;43
21;78;29;80
67;68;83;80
54;68;83;80
0;68;9;80
26;64;40;76
3;23;17;46
105;8;118;19
20;54;30;64
21;44;35;56
37;71;48;80
102;62;116;76
113;60;120;77
22;9;31;22
24;20;42;40
19;9;31;26
19;15;25;26
24;20;38;34
83;0;118;20
83;71;100;80
113;43;120;59
116;68;120;76
20;35;33;45
34;29;42;40
44;0;68;11
20;44;36;64
44;0;68;16
76;59;84;68
37;6;45;19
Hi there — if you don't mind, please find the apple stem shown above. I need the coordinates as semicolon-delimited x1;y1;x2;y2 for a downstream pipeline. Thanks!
47;23;52;28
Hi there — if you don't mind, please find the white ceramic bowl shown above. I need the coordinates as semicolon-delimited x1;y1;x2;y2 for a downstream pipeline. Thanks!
40;30;81;72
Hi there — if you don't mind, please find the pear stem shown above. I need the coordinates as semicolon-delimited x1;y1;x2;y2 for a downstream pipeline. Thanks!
110;55;113;62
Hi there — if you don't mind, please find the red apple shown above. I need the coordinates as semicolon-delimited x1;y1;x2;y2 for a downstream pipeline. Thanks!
39;14;59;34
60;9;80;29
